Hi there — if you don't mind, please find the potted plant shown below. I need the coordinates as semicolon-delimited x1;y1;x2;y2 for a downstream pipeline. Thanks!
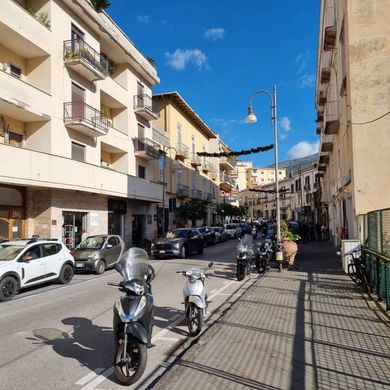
280;220;300;269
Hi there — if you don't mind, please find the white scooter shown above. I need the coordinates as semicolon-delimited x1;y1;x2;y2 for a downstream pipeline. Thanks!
176;262;213;336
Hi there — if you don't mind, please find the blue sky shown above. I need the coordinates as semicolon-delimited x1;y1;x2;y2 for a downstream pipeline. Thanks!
108;1;320;167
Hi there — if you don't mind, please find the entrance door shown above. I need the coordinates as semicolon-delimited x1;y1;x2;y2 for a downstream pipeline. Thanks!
132;215;144;247
71;83;85;119
62;212;87;248
0;210;24;241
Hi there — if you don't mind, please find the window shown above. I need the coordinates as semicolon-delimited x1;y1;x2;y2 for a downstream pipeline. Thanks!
290;184;294;193
107;237;119;246
295;178;301;191
10;65;21;79
8;131;24;147
22;245;42;261
42;244;61;257
177;124;182;144
72;142;85;162
138;165;146;179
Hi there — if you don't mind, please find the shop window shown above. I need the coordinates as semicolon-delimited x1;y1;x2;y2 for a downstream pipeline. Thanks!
72;142;85;162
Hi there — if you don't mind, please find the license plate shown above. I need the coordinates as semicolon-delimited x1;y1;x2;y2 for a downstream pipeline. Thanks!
75;262;84;268
159;250;166;253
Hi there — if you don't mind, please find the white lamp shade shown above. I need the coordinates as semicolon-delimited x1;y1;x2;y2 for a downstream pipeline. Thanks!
245;106;257;123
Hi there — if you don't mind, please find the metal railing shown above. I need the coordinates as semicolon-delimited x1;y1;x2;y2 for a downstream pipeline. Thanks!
361;208;390;310
191;188;202;199
134;138;161;159
152;125;169;147
191;153;201;165
63;102;109;133
203;192;212;202
220;156;235;167
220;173;237;188
63;39;108;75
324;2;336;29
177;184;190;198
133;95;160;117
176;143;189;158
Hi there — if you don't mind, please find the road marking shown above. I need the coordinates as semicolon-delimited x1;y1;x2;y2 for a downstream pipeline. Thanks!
80;367;114;390
209;289;217;295
152;314;185;342
75;368;105;386
157;336;179;342
209;280;235;299
223;280;229;285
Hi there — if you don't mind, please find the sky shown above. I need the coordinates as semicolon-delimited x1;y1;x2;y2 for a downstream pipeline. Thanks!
107;0;320;167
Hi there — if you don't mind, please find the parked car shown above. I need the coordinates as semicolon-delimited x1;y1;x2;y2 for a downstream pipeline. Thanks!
212;227;228;243
224;223;241;239
198;226;216;246
0;239;75;301
72;235;125;274
151;228;204;259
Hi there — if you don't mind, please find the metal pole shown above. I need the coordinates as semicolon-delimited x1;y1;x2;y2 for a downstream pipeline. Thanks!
162;149;166;238
273;84;283;271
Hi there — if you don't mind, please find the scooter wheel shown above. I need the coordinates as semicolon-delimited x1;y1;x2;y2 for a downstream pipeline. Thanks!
236;265;245;281
114;338;147;386
187;303;203;337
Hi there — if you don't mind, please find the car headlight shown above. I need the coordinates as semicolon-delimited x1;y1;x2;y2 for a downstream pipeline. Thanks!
173;242;181;248
151;243;155;250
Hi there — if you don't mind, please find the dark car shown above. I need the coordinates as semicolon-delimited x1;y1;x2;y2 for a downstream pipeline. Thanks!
72;234;125;274
212;226;228;243
198;226;216;246
151;228;204;259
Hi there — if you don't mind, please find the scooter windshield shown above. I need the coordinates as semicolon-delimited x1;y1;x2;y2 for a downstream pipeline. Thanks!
237;234;254;251
117;247;149;282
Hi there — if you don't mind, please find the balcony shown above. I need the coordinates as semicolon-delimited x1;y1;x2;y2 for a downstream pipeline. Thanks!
210;164;218;180
190;153;201;167
201;160;211;173
319;155;330;164
191;189;202;199
152;125;169;148
134;138;160;160
63;39;108;82
324;101;340;135
176;143;189;160
0;70;51;122
0;143;162;202
318;90;327;106
220;156;235;171
177;184;190;198
203;192;212;203
0;1;50;57
64;102;109;137
219;173;237;192
323;4;337;51
133;95;160;121
320;51;332;84
316;126;322;135
321;142;333;153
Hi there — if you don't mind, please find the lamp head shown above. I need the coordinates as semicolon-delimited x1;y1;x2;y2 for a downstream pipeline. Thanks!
245;106;257;123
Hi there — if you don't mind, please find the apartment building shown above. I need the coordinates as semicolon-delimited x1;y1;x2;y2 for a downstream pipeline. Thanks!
0;0;163;247
234;161;252;191
152;92;220;230
248;167;287;187
316;0;390;245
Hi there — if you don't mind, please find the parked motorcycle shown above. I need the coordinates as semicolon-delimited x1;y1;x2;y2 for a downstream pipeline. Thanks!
109;247;155;386
256;239;273;273
176;262;213;337
236;233;257;280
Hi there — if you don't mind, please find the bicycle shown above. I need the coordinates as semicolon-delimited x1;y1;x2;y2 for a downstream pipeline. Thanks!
338;246;369;292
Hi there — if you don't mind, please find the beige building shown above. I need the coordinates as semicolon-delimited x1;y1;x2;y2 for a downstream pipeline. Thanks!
316;0;390;245
234;161;252;191
153;92;220;229
248;167;287;187
0;0;163;247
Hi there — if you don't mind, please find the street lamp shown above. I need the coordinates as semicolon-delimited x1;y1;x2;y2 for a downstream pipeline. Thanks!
161;146;177;238
245;84;283;271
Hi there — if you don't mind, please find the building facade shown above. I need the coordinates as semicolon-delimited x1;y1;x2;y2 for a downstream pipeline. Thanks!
0;0;163;247
316;0;390;245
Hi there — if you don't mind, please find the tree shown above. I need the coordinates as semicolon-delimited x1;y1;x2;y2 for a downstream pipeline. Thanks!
175;200;205;227
89;0;111;12
217;204;246;218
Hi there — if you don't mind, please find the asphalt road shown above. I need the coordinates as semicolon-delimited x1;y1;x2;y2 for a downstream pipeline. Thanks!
0;239;259;390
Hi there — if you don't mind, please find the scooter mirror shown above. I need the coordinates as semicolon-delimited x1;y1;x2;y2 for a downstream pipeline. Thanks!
336;251;341;256
208;262;213;268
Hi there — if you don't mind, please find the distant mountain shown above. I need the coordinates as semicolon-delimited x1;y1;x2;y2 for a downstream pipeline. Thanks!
266;153;318;176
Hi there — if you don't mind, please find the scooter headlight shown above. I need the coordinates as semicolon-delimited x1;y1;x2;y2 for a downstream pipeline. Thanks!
134;295;147;318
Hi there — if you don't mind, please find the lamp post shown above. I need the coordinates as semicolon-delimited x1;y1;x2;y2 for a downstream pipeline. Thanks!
161;146;177;238
245;84;283;271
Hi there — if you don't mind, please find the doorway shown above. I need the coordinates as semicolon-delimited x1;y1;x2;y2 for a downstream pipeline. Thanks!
0;186;25;240
132;215;145;247
62;211;88;249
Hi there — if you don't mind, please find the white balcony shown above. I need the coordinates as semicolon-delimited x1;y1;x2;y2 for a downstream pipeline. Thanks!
0;70;51;122
133;95;160;121
0;144;162;202
220;156;235;171
134;138;161;160
0;1;50;58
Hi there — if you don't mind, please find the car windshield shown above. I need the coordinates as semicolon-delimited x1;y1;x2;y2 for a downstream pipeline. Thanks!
212;228;221;233
0;245;25;261
117;247;149;281
166;230;187;239
78;236;106;250
199;227;207;233
225;224;236;230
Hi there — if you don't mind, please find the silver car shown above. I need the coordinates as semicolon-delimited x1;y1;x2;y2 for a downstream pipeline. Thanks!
73;235;125;274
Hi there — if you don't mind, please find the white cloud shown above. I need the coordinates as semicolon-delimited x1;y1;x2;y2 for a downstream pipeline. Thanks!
287;141;319;159
204;28;225;41
300;73;315;88
213;117;242;128
137;15;150;24
279;116;292;132
279;133;288;140
165;49;208;71
295;50;310;73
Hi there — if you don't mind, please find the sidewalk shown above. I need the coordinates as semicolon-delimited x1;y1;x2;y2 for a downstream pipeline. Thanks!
152;242;390;390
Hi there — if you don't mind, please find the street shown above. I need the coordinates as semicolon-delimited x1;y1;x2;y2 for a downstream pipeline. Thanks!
0;239;256;390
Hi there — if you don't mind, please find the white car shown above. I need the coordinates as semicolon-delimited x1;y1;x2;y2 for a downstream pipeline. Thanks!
0;239;75;301
224;223;241;239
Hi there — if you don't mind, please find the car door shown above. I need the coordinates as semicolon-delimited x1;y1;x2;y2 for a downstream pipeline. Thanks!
42;243;62;279
105;236;121;266
191;229;202;251
18;245;45;287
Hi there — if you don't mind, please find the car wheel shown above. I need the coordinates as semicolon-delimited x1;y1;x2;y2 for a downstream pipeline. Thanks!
181;246;187;259
0;276;18;301
197;245;204;255
59;264;74;284
95;260;106;275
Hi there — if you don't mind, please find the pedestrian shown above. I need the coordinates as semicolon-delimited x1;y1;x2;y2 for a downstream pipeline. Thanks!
81;229;88;242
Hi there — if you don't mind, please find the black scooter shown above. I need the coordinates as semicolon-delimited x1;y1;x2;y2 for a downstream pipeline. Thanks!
109;248;155;386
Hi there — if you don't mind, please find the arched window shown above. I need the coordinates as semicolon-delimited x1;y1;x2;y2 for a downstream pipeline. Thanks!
0;187;23;206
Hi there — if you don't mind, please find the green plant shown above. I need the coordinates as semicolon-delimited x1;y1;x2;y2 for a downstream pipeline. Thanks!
37;12;50;28
280;220;301;241
89;0;111;12
146;57;156;67
176;200;205;227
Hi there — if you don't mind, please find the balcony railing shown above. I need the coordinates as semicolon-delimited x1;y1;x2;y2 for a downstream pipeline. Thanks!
152;125;169;148
220;156;235;170
191;189;202;199
190;153;201;166
203;192;212;202
63;39;108;81
201;160;211;172
133;95;160;120
324;101;340;135
64;102;109;137
134;138;161;159
176;143;189;159
320;51;332;84
177;184;190;198
220;173;237;188
323;3;337;50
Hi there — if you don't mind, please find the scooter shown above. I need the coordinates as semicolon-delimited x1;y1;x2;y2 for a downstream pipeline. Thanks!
176;262;213;337
109;247;155;386
256;239;274;273
236;233;257;281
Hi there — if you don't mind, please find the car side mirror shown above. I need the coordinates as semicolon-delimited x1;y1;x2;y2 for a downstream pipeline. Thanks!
106;244;112;249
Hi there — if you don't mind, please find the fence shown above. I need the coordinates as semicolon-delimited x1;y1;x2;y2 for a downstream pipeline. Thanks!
361;208;390;310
